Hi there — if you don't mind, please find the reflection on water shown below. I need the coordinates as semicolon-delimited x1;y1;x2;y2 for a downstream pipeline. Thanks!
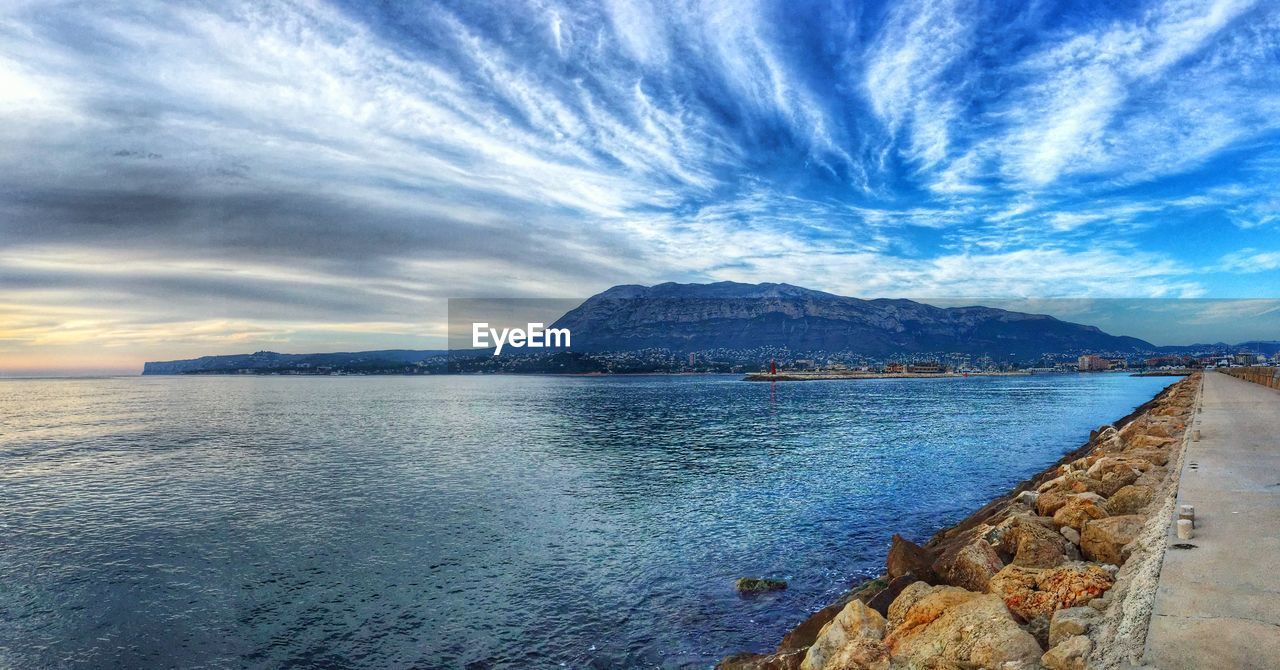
0;374;1172;668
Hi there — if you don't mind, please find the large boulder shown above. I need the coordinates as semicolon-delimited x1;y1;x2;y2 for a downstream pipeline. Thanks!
883;584;1042;668
885;535;935;583
1037;490;1071;516
1144;420;1182;439
1106;484;1156;515
1048;606;1097;646
1085;457;1146;496
718;651;803;670
885;582;977;636
1080;515;1146;565
1134;467;1169;488
1087;456;1153;478
1052;493;1109;531
1041;634;1092;670
800;599;888;670
996;516;1070;569
864;575;917;618
777;598;850;657
1125;434;1175;451
1117;418;1148;444
1122;447;1170;467
931;536;1004;593
988;562;1115;620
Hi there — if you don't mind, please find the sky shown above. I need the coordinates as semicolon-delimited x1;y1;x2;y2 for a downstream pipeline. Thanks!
2;0;1280;375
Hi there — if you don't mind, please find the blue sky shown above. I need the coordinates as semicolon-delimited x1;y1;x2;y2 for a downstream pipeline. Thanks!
1;0;1279;373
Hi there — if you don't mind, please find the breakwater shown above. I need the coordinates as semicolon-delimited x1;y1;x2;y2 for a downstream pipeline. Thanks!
1220;365;1280;389
721;374;1200;670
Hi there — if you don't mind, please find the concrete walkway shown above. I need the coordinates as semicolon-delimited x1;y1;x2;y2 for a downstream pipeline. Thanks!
1143;372;1280;669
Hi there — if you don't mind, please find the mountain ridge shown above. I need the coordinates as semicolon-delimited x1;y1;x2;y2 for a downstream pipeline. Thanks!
548;281;1150;358
142;282;1274;373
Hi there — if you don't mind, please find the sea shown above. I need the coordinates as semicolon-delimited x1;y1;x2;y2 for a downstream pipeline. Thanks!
0;373;1173;668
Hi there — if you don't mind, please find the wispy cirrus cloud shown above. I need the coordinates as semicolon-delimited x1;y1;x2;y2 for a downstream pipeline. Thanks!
1;0;1279;372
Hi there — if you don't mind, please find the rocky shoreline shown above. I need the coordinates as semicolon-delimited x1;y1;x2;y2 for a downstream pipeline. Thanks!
720;374;1200;670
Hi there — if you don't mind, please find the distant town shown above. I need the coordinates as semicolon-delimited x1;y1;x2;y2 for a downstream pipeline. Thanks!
153;345;1280;376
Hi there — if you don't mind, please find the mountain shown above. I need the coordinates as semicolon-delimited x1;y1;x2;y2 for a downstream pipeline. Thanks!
548;282;1155;358
142;349;448;375
1155;340;1280;356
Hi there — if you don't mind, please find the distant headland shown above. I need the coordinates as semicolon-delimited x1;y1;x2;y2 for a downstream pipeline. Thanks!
142;282;1280;375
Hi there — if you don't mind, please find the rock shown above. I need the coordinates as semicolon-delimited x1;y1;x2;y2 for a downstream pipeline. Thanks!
1107;484;1156;515
1084;457;1145;496
884;585;1042;668
988;562;1115;620
1125;434;1174;453
1052;493;1109;531
1118;418;1147;443
1144;420;1181;439
1015;490;1040;508
1134;467;1168;488
1096;470;1140;497
1080;515;1146;565
1087;456;1152;478
1025;614;1051;648
885;581;976;634
717;651;800;670
932;536;1004;592
997;516;1070;569
800;599;888;670
984;512;1051;549
1048;606;1097;646
1060;526;1080;545
737;577;788;593
1088;593;1112;611
1038;475;1067;493
1037;490;1071;516
885;534;935;583
777;598;850;655
864;575;917;618
1041;634;1092;670
1125;447;1170;466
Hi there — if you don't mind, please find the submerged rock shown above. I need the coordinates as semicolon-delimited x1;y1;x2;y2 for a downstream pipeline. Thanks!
736;577;788;593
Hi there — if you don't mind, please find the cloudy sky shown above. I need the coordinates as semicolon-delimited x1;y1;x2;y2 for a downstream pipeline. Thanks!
2;0;1280;374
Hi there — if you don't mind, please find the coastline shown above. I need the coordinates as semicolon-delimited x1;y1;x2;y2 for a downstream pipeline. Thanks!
720;374;1200;670
742;371;1034;382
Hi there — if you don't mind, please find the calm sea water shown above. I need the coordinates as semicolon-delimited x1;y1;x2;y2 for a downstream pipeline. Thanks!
0;373;1173;669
